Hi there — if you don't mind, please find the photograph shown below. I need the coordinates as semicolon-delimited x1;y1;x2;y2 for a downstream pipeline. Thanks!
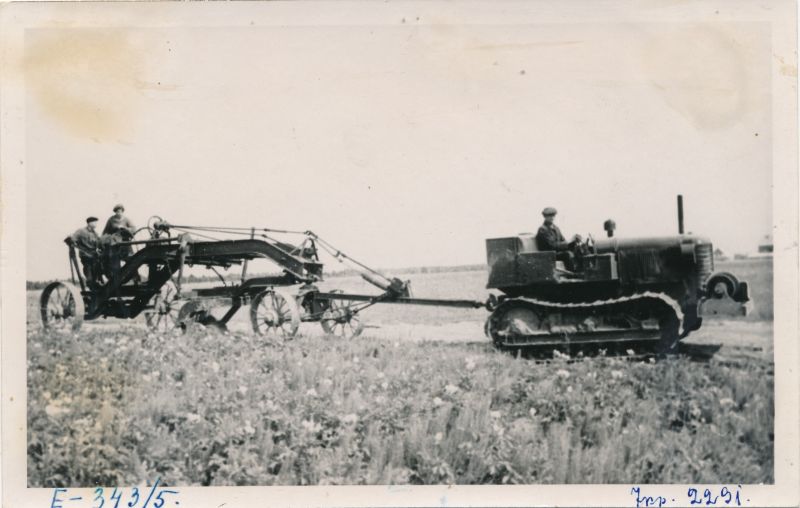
2;1;798;507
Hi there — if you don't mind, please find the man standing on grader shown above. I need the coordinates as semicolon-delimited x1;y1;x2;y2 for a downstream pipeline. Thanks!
66;204;138;289
65;216;103;290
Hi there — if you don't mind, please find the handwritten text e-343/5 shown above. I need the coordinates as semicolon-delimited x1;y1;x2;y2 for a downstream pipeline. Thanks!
50;478;179;508
631;485;747;507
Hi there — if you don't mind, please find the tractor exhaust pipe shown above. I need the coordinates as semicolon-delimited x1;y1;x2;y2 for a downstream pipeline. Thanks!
677;195;684;235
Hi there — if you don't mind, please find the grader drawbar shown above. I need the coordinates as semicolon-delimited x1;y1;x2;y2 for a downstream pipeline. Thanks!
40;218;485;338
41;196;754;353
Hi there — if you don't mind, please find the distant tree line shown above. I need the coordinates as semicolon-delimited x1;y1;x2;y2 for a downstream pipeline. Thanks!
26;264;488;290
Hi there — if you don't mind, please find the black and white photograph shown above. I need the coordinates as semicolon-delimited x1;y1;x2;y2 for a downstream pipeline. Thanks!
1;1;798;507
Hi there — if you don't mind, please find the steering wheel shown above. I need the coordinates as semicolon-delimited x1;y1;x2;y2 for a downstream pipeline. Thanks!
146;215;170;239
569;234;588;258
586;233;596;255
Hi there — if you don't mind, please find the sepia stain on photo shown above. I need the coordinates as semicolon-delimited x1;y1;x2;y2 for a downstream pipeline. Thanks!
7;1;792;500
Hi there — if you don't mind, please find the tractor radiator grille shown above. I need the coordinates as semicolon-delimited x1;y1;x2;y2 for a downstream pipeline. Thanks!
695;243;714;290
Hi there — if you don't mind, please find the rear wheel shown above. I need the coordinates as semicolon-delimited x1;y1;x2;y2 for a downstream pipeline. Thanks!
40;281;84;332
485;302;541;348
144;281;182;333
250;290;301;338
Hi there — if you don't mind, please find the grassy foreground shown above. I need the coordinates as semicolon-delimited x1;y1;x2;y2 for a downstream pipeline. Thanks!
28;325;773;487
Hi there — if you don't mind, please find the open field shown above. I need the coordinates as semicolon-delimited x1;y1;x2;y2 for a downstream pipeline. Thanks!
26;259;774;486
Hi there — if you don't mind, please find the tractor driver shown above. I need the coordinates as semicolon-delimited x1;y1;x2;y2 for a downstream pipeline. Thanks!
536;207;583;271
65;216;103;289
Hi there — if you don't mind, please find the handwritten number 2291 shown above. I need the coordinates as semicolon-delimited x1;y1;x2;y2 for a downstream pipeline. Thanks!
688;487;741;506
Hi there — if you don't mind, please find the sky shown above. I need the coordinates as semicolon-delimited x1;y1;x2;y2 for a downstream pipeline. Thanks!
23;11;773;281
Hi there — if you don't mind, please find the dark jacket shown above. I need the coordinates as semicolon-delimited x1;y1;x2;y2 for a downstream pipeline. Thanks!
102;215;136;238
69;226;100;259
536;223;567;251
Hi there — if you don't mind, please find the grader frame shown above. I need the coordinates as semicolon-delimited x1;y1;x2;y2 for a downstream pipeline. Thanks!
41;219;485;338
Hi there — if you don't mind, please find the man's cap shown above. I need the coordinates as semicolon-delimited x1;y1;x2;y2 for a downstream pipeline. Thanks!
113;203;125;212
542;207;557;216
86;216;99;223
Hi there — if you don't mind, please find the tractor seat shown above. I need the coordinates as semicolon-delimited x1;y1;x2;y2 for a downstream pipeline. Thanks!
518;234;540;253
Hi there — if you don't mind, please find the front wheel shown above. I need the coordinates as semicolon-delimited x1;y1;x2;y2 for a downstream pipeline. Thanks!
250;290;301;338
40;281;85;332
320;290;364;339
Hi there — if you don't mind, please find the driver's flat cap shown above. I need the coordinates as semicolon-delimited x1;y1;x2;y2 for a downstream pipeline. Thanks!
86;216;98;223
542;207;557;216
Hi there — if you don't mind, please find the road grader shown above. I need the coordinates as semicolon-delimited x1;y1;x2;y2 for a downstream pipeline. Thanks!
40;196;751;353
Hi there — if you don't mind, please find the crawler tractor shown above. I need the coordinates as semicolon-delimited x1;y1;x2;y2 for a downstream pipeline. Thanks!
484;196;752;352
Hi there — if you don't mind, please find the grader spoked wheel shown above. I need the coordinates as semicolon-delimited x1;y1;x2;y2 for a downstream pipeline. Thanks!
40;281;85;332
144;281;182;333
320;290;364;339
250;290;301;338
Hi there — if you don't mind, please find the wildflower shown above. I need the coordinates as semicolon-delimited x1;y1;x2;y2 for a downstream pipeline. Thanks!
301;419;320;432
465;359;476;371
434;432;444;444
45;403;69;417
611;370;624;379
490;410;503;419
433;397;444;408
211;361;220;373
626;349;635;356
243;421;255;435
444;384;459;396
380;381;389;390
529;407;537;418
305;388;318;397
320;378;334;389
238;385;248;396
556;369;570;379
377;372;385;379
342;413;358;425
186;413;201;423
566;386;573;393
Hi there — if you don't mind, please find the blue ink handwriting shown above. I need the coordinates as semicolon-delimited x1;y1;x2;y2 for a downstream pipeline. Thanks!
50;479;179;508
631;485;748;507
